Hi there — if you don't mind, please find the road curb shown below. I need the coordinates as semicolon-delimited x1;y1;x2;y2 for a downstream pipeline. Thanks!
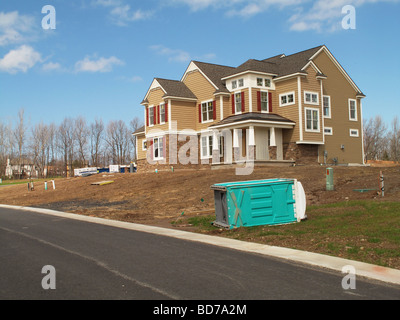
1;204;400;286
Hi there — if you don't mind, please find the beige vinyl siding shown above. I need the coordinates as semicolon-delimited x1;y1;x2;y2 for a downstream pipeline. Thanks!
136;134;147;160
275;77;299;142
171;100;196;131
313;51;363;163
301;65;323;143
146;87;168;133
183;70;218;131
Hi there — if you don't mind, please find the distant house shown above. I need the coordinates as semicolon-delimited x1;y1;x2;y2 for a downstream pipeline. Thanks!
5;159;38;178
134;45;365;170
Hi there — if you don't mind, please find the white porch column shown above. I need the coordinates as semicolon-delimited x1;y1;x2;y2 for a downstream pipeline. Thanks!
270;127;276;147
248;126;255;146
233;129;240;148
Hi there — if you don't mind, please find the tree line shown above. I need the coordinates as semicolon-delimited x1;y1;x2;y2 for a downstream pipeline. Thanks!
1;109;399;178
363;115;400;162
0;109;142;178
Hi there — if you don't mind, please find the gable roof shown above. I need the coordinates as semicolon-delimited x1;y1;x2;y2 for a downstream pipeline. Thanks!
155;78;197;100
141;78;197;104
141;45;364;106
188;61;236;94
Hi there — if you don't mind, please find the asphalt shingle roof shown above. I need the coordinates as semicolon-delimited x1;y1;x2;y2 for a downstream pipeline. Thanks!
155;78;197;100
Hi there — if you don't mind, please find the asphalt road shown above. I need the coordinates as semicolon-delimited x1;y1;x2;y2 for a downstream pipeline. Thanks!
1;207;399;301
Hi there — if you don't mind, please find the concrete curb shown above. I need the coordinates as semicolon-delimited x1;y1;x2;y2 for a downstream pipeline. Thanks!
1;204;400;286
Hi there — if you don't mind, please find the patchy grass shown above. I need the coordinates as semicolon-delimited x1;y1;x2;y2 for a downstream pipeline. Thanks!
175;200;400;269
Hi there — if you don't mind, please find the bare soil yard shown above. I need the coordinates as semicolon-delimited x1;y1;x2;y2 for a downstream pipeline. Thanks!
1;165;399;268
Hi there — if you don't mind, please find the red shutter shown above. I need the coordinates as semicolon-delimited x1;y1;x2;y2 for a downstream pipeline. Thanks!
257;91;261;112
165;104;168;123
268;92;272;113
157;105;160;124
146;107;149;127
231;94;235;114
241;91;245;112
198;104;202;123
213;100;217;120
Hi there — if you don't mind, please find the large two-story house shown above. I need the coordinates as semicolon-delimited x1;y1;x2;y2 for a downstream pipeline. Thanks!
134;45;365;171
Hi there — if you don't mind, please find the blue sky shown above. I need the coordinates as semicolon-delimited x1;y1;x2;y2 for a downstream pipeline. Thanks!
1;0;399;129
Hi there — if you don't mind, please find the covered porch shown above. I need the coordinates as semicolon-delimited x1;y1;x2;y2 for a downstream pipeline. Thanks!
208;112;296;166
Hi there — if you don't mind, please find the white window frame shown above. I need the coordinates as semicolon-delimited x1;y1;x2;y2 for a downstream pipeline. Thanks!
260;90;269;113
201;100;214;123
349;99;357;121
142;140;147;151
159;103;165;124
257;78;263;86
153;137;164;160
324;127;333;135
265;78;271;88
200;134;213;159
148;106;155;127
323;95;331;118
279;91;295;107
304;91;319;105
234;92;242;114
305;107;320;132
232;80;237;89
349;129;359;137
238;78;244;87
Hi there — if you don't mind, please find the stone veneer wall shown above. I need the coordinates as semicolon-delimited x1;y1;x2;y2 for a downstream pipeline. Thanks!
283;142;318;164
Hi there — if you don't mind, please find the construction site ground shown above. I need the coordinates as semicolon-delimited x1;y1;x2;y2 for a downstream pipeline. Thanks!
1;165;399;269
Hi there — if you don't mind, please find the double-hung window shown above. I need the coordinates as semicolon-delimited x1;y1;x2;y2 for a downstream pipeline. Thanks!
349;99;357;121
305;108;320;132
235;92;242;114
260;91;268;112
201;135;213;159
159;104;165;124
323;96;331;118
201;101;213;122
149;106;155;126
153;137;164;160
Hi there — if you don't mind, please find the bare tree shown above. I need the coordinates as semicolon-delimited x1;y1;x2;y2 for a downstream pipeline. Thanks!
57;118;75;177
30;122;50;178
74;116;89;167
105;120;131;165
388;116;400;161
90;118;104;167
129;117;142;161
363;115;387;161
14;108;26;178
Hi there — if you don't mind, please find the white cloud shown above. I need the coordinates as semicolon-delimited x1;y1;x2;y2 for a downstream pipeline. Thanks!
92;0;153;26
42;62;62;72
0;11;37;46
0;45;42;74
74;55;124;73
169;0;400;31
150;45;216;63
150;45;191;63
289;0;400;32
110;5;153;26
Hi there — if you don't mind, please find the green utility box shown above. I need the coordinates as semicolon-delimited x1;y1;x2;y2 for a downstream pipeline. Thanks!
326;167;334;191
211;178;306;229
